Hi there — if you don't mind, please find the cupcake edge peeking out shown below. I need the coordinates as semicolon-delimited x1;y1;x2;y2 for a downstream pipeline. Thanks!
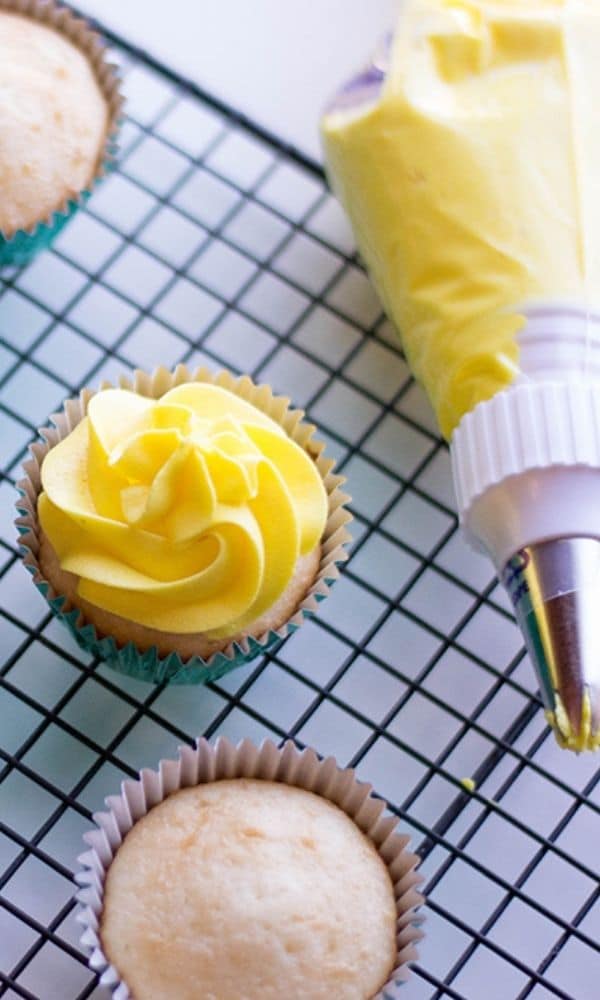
0;0;122;265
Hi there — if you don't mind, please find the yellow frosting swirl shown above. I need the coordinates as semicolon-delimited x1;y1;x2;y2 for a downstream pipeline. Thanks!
38;384;328;637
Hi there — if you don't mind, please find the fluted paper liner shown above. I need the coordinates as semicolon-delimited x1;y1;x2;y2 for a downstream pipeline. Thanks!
0;0;123;267
75;737;424;998
16;365;352;684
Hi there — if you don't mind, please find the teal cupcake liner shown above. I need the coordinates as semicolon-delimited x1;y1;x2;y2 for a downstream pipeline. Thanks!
15;364;353;686
19;551;329;685
75;737;424;998
1;196;84;269
0;0;123;268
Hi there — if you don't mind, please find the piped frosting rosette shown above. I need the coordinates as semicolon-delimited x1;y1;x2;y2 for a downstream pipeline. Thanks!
38;383;328;639
16;367;351;684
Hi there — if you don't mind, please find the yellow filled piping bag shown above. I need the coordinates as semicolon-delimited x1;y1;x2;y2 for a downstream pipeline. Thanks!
322;0;600;751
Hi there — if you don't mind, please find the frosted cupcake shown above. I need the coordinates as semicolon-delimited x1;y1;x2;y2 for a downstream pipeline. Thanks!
77;738;424;999
0;0;121;266
17;367;351;683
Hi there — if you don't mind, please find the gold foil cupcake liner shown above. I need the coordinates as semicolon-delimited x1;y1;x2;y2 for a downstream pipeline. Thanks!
75;737;424;997
16;365;352;684
0;0;123;266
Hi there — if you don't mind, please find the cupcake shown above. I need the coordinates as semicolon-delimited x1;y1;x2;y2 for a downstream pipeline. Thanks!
77;738;423;999
17;366;351;683
0;0;121;266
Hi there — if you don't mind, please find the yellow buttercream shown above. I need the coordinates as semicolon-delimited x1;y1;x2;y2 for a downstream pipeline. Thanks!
38;384;328;637
322;0;600;437
545;690;600;752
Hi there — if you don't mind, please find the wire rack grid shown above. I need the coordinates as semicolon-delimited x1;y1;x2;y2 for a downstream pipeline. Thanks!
0;17;598;1000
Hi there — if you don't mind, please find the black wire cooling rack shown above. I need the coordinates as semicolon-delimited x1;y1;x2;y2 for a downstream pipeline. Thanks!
0;13;599;1000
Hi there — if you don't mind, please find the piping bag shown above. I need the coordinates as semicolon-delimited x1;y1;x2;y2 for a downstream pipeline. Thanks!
321;0;600;751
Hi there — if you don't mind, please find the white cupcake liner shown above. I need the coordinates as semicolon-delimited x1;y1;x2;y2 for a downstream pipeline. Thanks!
75;737;424;998
15;365;352;684
0;0;123;265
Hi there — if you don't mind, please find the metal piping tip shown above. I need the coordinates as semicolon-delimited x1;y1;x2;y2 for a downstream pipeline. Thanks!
501;538;600;752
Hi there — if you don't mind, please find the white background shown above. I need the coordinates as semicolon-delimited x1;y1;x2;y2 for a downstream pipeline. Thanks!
77;0;398;161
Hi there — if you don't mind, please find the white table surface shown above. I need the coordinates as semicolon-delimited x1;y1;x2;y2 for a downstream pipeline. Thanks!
77;0;398;163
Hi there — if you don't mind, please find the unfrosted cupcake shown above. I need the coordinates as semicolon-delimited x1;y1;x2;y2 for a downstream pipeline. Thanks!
77;738;424;999
0;0;121;265
17;367;351;683
101;780;397;1000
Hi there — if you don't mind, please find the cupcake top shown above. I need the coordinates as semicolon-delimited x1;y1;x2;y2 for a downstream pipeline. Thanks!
100;778;397;1000
37;382;328;637
0;10;108;237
